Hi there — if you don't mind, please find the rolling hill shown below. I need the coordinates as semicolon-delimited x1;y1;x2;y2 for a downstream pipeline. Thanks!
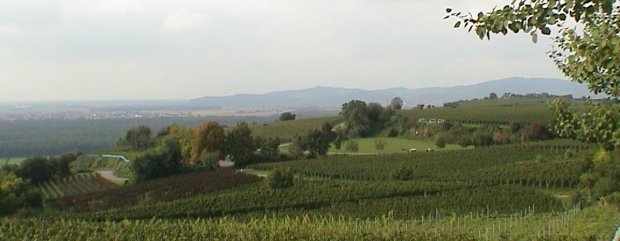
191;77;602;108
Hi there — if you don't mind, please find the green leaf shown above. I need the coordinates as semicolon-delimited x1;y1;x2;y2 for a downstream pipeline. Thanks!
508;23;518;33
446;8;452;13
566;0;574;10
454;21;461;28
559;14;566;21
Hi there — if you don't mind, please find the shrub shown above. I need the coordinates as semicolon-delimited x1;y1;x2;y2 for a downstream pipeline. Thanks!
345;140;359;153
492;131;510;145
521;123;552;142
200;152;219;170
509;122;523;133
279;112;296;121
287;135;306;159
266;169;294;189
534;154;546;163
564;149;575;159
23;190;42;209
374;139;386;150
592;177;617;199
601;192;620;205
256;136;281;162
439;122;453;131
16;157;53;184
16;153;79;184
124;125;154;150
132;139;182;182
390;166;414;180
434;135;447;149
385;127;399;137
0;172;35;216
456;136;471;148
471;130;494;147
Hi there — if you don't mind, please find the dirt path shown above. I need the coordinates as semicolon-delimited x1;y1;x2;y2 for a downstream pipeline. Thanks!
237;169;268;178
96;170;129;185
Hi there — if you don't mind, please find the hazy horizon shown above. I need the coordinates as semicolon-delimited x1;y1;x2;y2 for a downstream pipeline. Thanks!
1;0;565;102
0;76;578;104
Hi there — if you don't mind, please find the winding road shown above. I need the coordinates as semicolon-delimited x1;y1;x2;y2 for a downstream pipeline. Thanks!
96;170;129;184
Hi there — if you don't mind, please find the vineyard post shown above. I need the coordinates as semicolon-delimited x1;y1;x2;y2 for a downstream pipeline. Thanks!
486;207;490;218
485;227;489;241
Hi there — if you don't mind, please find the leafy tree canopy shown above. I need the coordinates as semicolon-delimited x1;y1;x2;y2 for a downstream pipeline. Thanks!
390;97;404;110
279;112;296;121
124;125;153;150
224;122;256;164
0;171;41;216
191;121;225;164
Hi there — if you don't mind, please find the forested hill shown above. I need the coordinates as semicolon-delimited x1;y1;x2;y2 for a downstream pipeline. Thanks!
191;77;602;108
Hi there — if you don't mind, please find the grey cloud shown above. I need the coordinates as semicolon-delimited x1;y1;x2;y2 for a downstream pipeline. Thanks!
0;0;63;28
0;0;564;101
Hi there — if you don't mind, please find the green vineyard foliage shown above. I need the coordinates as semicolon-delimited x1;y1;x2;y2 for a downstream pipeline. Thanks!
1;206;617;241
81;181;562;221
251;144;591;188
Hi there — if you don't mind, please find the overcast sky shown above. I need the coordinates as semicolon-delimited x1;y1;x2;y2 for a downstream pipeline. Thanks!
0;0;565;101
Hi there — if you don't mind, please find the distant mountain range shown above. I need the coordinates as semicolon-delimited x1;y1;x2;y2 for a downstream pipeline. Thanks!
191;77;602;108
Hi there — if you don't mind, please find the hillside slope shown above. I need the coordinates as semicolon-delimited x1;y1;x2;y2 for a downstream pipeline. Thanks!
191;77;601;108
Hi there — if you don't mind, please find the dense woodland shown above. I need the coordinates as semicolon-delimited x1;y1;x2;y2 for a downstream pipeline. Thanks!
0;116;276;158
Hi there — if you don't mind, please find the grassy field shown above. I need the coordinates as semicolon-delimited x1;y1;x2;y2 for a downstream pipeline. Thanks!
253;144;587;183
278;137;468;155
330;137;467;154
250;116;339;141
401;97;592;125
2;157;26;165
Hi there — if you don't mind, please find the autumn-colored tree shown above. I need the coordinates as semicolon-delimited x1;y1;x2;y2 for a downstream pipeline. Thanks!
191;121;225;165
